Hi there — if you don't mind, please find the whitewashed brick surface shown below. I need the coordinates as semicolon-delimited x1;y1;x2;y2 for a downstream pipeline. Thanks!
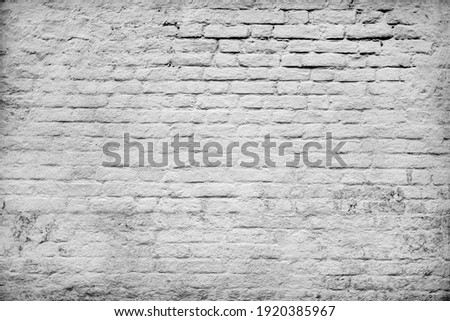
0;0;449;300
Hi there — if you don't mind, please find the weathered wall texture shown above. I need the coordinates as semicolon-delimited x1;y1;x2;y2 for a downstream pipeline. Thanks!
1;0;449;300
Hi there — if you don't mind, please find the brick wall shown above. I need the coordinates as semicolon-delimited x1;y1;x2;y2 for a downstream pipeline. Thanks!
1;0;449;300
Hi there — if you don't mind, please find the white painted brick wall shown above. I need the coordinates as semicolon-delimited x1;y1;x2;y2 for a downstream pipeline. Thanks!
0;0;449;300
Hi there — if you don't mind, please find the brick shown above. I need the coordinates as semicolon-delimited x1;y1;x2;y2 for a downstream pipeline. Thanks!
241;95;307;109
322;25;345;39
209;10;239;24
238;54;279;67
269;68;310;80
354;0;396;11
310;69;335;81
237;10;285;24
330;82;367;96
302;53;347;67
363;110;407;125
281;54;303;67
247;68;270;80
141;53;172;66
178;66;204;80
171;53;213;66
211;54;236;67
41;94;67;107
218;40;241;53
230;81;274;94
314;40;359;53
141;82;167;93
277;0;327;10
386;10;427;25
32;108;95;122
172;39;217;52
334;69;376;82
368;82;408;96
178;23;204;38
431;169;450;185
273;25;321;39
209;0;255;9
197;95;240;108
110;67;134;81
357;11;383;24
288;40;316;53
299;82;329;95
67;95;108;108
311;10;356;24
382;40;433;54
348;56;369;68
135;67;177;80
376;68;402;81
328;0;354;9
278;81;299;94
207;82;229;94
204;25;249;38
366;54;411;67
113;80;143;94
358;41;382;54
241;40;286;53
204;67;247;80
164;81;207;94
346;24;393;39
251;25;273;38
286;11;309;24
